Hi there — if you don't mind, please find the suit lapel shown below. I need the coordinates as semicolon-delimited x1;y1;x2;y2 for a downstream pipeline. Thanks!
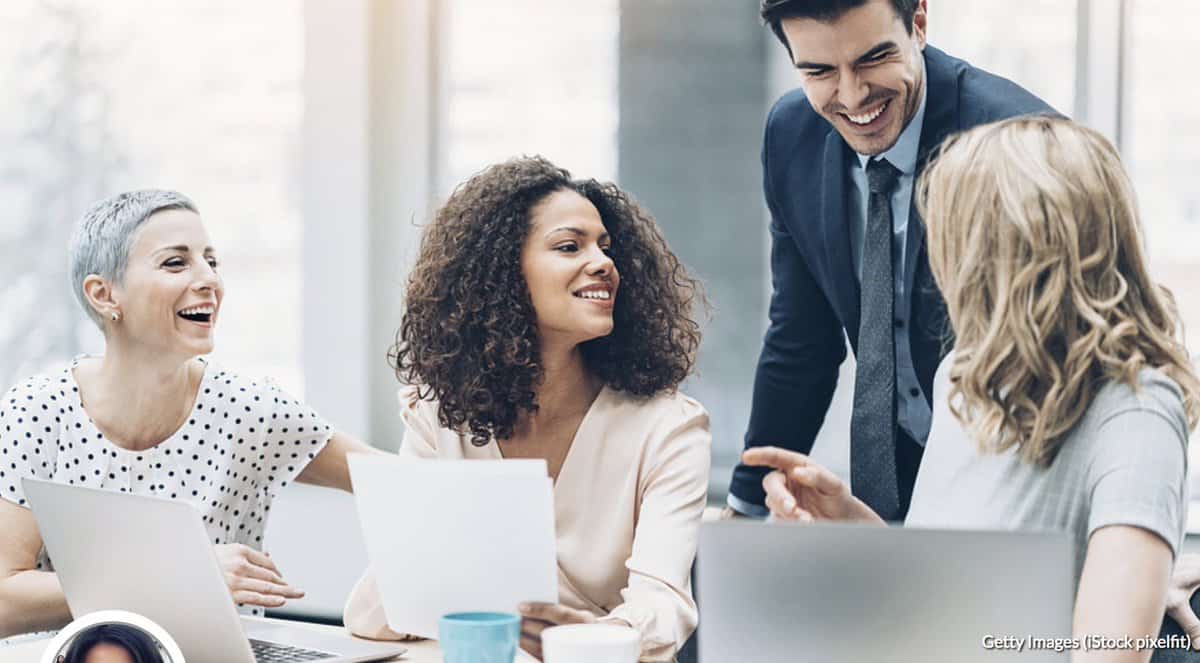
906;47;962;300
820;129;859;341
917;47;962;162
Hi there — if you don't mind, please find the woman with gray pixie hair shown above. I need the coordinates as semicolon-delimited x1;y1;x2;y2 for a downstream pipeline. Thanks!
0;190;383;639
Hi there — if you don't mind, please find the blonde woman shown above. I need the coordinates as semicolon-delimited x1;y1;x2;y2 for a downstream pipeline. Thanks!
744;116;1199;662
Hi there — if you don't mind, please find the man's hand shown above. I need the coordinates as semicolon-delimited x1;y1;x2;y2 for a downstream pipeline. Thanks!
214;543;304;608
1166;552;1200;649
741;447;884;524
517;602;607;660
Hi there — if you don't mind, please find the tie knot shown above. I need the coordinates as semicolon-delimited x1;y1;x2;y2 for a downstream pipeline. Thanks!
866;158;901;195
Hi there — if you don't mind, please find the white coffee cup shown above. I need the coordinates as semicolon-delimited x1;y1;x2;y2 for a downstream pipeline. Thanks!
541;623;640;663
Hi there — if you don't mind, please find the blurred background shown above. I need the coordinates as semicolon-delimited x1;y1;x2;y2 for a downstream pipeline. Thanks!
0;0;1196;618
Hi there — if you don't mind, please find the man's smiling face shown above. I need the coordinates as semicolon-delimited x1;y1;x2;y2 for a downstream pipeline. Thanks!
782;0;927;156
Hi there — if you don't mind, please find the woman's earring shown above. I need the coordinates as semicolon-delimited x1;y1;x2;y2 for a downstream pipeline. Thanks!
111;311;121;322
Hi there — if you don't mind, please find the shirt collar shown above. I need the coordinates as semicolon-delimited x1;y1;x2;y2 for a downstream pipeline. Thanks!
855;68;928;175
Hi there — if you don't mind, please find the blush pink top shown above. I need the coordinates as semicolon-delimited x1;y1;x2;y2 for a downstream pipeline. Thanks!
343;384;711;661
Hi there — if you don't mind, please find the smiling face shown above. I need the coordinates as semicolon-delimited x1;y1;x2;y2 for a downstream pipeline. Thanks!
520;189;620;348
110;208;223;359
782;0;927;156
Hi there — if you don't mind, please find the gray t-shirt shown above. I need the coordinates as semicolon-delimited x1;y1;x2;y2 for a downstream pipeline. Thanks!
907;356;1190;581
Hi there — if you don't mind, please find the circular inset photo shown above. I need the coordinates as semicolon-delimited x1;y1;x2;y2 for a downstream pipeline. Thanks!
42;611;185;663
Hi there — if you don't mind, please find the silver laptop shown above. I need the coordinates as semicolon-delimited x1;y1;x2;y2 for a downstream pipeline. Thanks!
23;478;405;663
698;520;1073;662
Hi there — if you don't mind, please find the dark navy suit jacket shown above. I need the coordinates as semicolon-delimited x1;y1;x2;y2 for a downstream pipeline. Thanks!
728;46;1056;510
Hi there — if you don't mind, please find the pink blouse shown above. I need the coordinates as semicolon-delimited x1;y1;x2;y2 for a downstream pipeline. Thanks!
344;384;711;661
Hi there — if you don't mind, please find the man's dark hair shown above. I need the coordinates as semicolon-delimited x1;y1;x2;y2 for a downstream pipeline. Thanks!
761;0;920;56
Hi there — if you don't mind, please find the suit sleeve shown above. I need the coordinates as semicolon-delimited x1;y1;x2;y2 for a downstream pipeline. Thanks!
727;117;847;515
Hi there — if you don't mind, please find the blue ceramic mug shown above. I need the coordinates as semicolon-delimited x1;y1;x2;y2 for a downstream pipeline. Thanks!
438;612;521;663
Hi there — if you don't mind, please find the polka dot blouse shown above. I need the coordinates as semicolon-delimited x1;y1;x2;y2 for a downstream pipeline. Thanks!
0;356;333;575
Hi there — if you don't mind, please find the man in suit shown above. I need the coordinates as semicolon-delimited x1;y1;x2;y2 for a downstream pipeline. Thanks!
725;0;1054;521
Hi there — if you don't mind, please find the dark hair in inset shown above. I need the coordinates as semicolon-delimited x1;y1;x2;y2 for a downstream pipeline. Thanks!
761;0;920;57
59;623;166;663
391;156;705;446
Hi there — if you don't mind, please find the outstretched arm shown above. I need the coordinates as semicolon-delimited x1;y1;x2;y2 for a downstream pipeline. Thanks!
741;446;883;525
295;431;387;493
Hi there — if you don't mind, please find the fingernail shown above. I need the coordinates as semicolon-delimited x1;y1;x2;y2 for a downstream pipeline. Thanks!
518;603;530;612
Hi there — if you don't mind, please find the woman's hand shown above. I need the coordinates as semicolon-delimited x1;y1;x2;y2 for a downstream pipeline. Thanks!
214;543;304;608
517;602;605;660
1165;553;1200;650
741;446;884;524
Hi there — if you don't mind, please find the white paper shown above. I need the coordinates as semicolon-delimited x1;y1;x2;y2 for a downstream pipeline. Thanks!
349;454;559;639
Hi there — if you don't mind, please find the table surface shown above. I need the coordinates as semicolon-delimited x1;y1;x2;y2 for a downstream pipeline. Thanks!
0;617;538;663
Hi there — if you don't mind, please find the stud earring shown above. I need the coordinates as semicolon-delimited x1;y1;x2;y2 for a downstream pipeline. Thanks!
111;312;121;322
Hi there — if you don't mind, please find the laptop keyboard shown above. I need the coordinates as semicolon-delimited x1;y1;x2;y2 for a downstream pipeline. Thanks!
249;639;337;662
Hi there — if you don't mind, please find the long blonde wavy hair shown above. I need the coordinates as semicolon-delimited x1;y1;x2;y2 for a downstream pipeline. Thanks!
918;115;1199;466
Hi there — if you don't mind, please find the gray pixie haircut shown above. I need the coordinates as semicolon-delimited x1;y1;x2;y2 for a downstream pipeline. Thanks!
68;189;199;328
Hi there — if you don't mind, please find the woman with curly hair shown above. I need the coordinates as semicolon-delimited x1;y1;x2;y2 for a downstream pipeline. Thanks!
344;156;711;661
744;116;1199;660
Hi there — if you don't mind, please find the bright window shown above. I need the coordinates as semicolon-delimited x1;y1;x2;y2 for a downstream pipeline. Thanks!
930;1;1077;116
0;1;304;393
438;0;619;197
1125;4;1200;353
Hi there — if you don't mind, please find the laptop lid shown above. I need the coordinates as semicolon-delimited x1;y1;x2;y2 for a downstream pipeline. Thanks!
697;521;1073;663
23;477;408;663
23;477;258;663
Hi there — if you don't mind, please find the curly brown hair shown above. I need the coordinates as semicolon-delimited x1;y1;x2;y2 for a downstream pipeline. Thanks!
391;156;704;446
